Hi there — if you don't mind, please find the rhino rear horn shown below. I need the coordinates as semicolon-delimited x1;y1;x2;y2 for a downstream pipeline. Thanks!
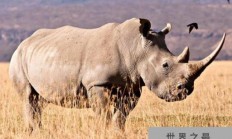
177;47;190;63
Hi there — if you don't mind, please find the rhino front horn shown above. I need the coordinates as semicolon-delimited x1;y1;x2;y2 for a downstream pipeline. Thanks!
188;33;226;79
161;23;172;35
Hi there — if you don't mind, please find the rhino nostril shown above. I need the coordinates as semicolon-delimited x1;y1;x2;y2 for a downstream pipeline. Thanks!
177;83;183;90
178;93;182;98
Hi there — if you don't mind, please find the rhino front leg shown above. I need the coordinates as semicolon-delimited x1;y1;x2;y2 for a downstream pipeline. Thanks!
88;86;140;131
109;108;126;130
88;86;110;115
88;86;124;130
88;86;112;128
110;88;141;131
24;84;46;133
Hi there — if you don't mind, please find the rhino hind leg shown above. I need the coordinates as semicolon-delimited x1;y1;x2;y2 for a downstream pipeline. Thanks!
24;84;47;133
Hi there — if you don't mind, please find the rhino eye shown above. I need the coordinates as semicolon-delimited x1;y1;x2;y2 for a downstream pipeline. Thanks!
162;62;169;69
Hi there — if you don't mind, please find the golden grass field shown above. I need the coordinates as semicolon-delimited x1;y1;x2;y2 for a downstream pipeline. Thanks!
0;62;232;139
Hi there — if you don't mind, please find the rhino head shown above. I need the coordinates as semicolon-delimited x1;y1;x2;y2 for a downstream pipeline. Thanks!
137;19;226;102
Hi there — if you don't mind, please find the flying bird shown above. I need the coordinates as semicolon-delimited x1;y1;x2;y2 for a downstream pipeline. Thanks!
187;23;198;34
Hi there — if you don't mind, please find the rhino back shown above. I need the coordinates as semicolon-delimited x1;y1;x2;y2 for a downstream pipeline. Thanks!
11;23;124;102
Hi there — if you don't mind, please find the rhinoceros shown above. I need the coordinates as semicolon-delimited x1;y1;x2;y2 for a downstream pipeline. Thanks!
9;18;226;131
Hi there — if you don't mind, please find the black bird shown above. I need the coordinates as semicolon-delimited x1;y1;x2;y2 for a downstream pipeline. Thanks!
187;23;198;34
228;0;230;4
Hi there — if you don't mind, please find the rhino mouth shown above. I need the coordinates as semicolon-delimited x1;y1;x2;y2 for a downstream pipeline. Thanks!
161;87;192;102
164;93;187;102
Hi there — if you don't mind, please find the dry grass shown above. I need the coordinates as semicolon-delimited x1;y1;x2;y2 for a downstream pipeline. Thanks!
0;62;232;139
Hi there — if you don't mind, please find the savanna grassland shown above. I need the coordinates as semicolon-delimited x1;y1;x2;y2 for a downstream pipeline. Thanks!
0;62;232;139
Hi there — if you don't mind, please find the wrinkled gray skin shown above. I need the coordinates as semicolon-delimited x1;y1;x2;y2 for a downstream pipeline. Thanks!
9;18;226;132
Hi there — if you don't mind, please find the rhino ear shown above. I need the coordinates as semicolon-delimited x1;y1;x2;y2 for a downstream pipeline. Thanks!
139;18;151;37
160;23;172;35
